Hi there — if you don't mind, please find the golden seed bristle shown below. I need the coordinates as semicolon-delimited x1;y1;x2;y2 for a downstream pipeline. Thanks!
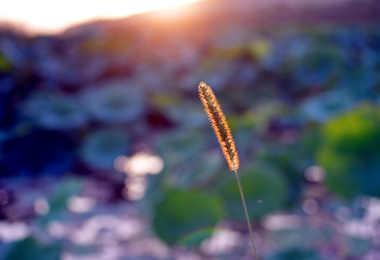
198;82;239;171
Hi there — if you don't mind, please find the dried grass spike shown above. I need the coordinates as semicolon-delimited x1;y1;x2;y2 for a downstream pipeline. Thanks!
198;82;239;171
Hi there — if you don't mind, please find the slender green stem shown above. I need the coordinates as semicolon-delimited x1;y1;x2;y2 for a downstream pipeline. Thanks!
234;169;258;260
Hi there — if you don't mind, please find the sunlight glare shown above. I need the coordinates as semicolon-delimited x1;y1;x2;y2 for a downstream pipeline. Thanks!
115;152;164;176
0;0;202;33
115;152;164;201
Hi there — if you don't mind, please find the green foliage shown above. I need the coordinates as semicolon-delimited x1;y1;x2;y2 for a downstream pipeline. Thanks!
344;236;371;258
4;237;61;260
259;123;321;206
259;147;304;207
79;129;129;170
294;44;342;87
0;54;11;71
171;151;224;189
217;163;287;220
154;130;205;165
39;177;82;225
317;103;380;198
266;247;322;260
152;189;224;246
298;45;340;72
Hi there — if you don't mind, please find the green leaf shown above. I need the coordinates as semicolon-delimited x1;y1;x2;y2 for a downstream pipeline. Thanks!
317;103;380;198
154;130;205;165
4;237;61;260
39;177;82;225
172;150;224;188
152;189;224;246
218;163;288;220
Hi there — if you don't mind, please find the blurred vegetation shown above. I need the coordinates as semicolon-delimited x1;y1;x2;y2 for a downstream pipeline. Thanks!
153;189;224;246
318;104;380;198
0;0;380;259
266;247;322;260
4;237;61;260
217;163;287;220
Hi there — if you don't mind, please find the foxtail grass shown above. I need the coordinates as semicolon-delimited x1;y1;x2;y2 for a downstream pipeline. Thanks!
198;82;258;260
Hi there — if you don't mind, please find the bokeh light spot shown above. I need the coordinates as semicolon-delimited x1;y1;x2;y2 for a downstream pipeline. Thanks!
34;197;49;216
115;152;164;176
302;199;319;215
305;166;326;183
68;196;96;214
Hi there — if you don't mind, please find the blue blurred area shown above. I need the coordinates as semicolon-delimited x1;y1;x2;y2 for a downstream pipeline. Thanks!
0;0;380;259
1;129;75;177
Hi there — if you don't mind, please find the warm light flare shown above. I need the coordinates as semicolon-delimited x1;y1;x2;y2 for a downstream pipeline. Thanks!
115;152;164;201
0;0;203;33
114;153;164;176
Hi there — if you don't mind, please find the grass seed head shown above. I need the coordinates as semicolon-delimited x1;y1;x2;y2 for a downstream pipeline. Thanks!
198;82;239;171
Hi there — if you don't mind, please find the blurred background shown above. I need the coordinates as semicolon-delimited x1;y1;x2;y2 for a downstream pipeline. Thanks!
1;0;380;259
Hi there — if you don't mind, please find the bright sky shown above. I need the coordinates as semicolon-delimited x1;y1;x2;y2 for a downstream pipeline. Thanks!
0;0;201;34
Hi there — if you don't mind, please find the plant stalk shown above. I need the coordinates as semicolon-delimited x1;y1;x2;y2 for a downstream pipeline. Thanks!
234;169;258;260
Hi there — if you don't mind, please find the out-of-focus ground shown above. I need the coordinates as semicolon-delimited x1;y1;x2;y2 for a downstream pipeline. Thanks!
1;0;380;259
